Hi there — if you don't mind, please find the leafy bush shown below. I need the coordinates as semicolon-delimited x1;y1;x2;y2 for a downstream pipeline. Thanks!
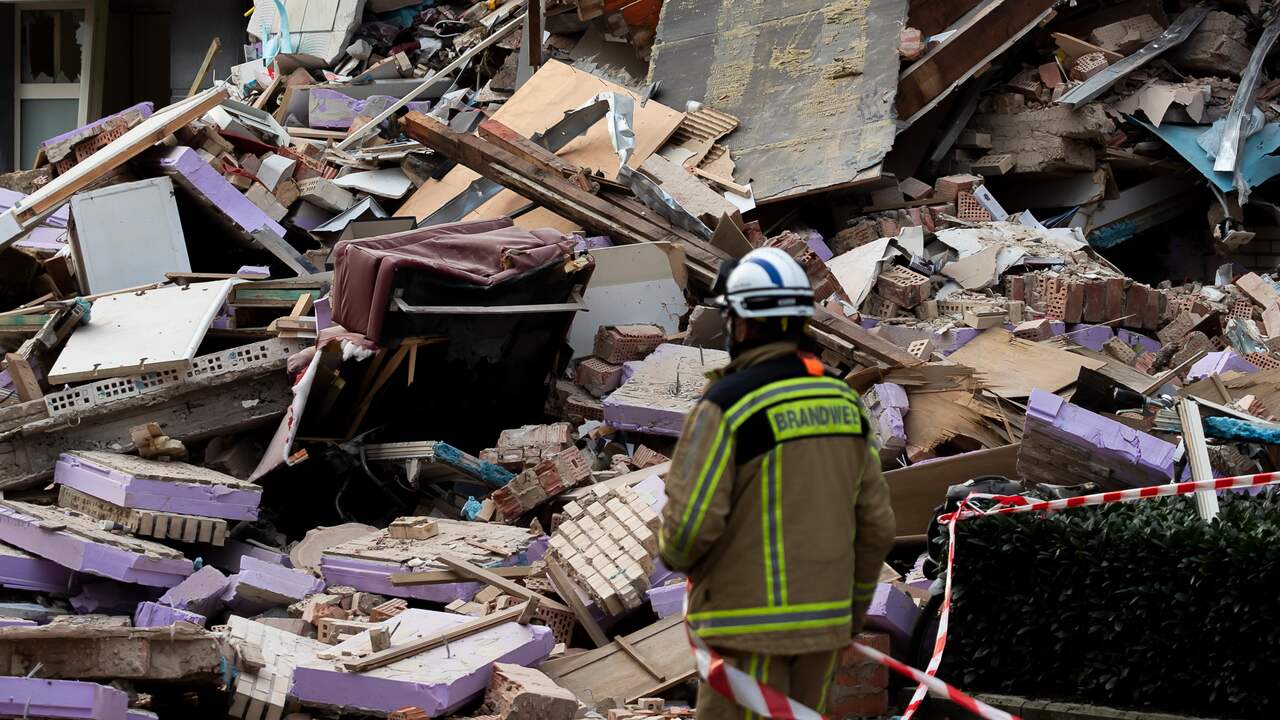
939;491;1280;719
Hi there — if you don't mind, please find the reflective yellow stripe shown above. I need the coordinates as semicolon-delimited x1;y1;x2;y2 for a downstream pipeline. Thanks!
693;616;851;637
761;449;776;606
818;650;840;713
766;396;862;441
773;447;787;605
689;599;851;620
674;416;731;554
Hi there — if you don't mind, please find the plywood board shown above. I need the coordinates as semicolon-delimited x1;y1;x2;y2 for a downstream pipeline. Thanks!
885;443;1021;537
947;329;1106;399
48;280;236;384
647;0;905;203
541;615;695;701
399;61;684;227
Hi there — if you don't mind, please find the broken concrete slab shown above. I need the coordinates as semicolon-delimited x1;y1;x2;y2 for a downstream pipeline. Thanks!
158;565;230;618
0;501;192;587
55;451;262;521
970;103;1116;174
134;601;206;628
221;556;326;615
293;609;554;717
0;617;221;681
0;677;129;720
1018;389;1178;490
0;540;76;594
321;519;541;602
603;344;729;435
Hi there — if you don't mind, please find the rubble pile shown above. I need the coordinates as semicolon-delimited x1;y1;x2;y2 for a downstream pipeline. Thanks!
1;0;1279;718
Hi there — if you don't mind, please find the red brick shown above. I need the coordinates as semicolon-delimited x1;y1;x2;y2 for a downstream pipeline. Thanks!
1105;278;1126;321
1125;284;1148;328
576;357;623;398
1144;286;1162;330
1063;280;1084;324
593;324;665;364
875;265;931;309
933;174;981;203
1082;280;1107;323
1006;275;1025;302
955;191;993;222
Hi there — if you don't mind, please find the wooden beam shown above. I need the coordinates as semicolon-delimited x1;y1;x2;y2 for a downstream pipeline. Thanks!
3;354;42;403
897;0;1057;126
615;635;666;681
187;37;222;98
435;553;571;614
400;112;727;286
544;555;609;648
813;308;924;368
342;599;538;672
389;565;535;586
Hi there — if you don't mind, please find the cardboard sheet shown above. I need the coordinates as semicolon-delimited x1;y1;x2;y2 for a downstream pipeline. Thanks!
399;61;684;230
947;328;1106;398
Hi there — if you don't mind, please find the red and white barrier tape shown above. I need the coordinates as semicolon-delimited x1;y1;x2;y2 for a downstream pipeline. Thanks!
900;469;1280;720
685;563;1018;720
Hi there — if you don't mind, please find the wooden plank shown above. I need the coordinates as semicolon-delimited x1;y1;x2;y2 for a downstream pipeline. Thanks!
399;60;683;228
544;555;609;648
541;616;696;702
0;88;229;250
897;0;1057;126
1179;399;1220;520
812;307;923;368
342;600;537;672
389;565;535;586
615;635;666;681
3;354;42;402
187;37;222;98
435;554;571;614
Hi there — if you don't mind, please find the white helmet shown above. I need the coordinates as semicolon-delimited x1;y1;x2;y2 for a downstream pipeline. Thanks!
718;247;815;319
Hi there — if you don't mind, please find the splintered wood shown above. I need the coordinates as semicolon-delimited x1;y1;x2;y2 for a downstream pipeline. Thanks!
548;484;660;615
322;517;534;566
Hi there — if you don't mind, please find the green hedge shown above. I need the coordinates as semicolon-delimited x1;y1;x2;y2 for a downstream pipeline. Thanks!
939;492;1280;719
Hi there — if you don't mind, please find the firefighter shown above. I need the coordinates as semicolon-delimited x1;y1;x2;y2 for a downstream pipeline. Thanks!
659;247;896;719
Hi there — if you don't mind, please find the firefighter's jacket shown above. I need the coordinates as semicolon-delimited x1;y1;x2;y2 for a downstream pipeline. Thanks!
659;340;896;655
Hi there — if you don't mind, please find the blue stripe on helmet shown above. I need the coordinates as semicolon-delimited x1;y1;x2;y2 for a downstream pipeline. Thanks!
745;257;783;285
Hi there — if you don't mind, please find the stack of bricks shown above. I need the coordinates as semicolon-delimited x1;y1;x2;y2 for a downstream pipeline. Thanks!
1023;271;1163;330
546;484;660;615
875;265;931;309
828;632;891;718
608;698;694;720
595;324;667;364
480;423;574;471
491;447;592;521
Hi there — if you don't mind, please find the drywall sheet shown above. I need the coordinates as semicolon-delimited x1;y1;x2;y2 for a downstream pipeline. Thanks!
399;60;684;231
568;242;689;359
49;280;236;384
69;177;191;295
647;0;907;203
